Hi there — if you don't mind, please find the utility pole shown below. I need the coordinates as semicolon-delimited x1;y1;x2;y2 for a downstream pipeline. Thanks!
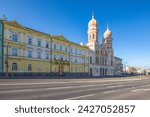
6;35;10;77
50;34;52;76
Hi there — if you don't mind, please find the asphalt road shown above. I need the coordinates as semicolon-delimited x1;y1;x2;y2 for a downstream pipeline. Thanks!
0;76;150;100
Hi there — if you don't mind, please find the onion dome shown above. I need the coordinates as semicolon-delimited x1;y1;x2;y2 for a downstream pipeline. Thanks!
104;25;112;38
88;14;98;28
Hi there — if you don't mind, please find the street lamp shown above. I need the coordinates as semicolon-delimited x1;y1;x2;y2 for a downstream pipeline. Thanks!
6;35;11;77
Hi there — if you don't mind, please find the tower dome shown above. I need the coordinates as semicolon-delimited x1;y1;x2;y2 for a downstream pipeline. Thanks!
104;25;112;39
88;14;98;28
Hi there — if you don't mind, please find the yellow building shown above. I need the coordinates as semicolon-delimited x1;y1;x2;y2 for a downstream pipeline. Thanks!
0;19;89;77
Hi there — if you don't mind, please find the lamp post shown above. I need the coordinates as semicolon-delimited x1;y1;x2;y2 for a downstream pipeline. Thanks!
6;35;11;77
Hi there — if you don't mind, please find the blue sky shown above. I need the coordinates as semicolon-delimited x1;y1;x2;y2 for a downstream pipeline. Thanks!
0;0;150;68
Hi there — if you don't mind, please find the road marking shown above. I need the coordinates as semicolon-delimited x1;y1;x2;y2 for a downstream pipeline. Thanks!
131;88;150;93
131;89;144;92
64;94;95;100
144;89;150;91
46;86;73;90
107;85;123;88
73;84;98;88
0;89;33;93
46;85;98;90
104;90;118;94
0;85;99;94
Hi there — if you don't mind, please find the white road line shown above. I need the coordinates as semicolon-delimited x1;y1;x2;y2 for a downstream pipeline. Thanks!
73;84;98;88
144;89;150;91
0;85;99;94
131;88;150;93
46;85;98;90
104;90;118;94
64;94;95;100
0;89;33;93
107;85;123;88
131;89;144;92
46;86;73;90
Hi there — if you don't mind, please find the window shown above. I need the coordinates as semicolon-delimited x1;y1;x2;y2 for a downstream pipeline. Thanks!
46;42;49;48
60;45;62;51
92;33;95;39
12;48;18;56
28;37;32;45
54;43;57;50
28;50;32;58
53;54;56;60
46;53;49;59
59;55;63;61
28;64;32;71
12;63;17;71
37;52;41;59
75;48;77;54
65;56;68;61
75;59;77;63
12;33;18;42
96;57;99;64
70;56;73;62
90;57;92;64
38;40;41;47
70;47;73;53
65;46;67;52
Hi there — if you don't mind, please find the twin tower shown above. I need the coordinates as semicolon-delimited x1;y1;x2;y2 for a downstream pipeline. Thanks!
87;13;113;51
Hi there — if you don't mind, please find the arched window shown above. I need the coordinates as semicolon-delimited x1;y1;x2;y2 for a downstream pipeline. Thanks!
12;63;17;71
28;64;32;71
92;34;95;39
96;57;99;64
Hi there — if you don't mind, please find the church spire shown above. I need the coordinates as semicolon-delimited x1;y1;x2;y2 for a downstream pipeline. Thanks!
92;10;94;19
107;23;109;30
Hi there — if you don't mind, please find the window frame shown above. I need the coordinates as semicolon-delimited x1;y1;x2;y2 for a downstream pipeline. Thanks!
12;63;17;71
28;64;32;71
12;32;18;42
28;50;32;58
12;48;18;56
46;41;49;48
38;40;41;47
28;37;32;45
37;52;41;59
